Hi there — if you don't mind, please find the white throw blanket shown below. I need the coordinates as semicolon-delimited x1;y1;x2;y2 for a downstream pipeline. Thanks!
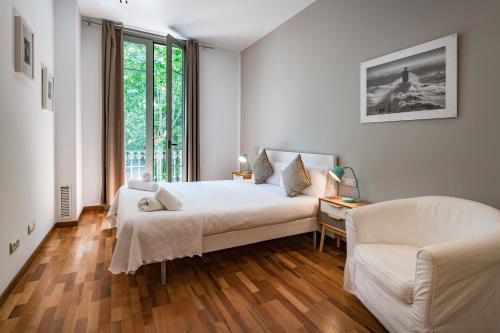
137;197;164;212
128;179;158;192
107;185;204;274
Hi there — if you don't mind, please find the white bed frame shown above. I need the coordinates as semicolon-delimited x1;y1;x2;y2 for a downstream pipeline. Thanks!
160;149;337;284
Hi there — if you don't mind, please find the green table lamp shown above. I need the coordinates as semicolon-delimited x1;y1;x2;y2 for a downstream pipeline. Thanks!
329;166;361;203
238;153;250;174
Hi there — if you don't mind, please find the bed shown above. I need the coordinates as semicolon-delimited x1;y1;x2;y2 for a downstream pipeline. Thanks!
107;150;337;283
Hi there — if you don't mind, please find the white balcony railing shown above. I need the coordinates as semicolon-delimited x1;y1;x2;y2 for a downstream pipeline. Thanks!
125;150;146;181
170;149;183;182
125;149;183;182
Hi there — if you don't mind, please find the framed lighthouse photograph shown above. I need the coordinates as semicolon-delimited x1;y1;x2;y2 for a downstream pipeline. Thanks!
360;34;457;123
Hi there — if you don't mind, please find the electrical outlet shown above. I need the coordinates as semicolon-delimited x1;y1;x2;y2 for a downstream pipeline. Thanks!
342;178;357;187
28;221;36;235
9;239;20;254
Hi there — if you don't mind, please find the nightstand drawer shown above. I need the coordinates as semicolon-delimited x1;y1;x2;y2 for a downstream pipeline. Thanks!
319;212;346;231
320;200;349;220
318;196;369;252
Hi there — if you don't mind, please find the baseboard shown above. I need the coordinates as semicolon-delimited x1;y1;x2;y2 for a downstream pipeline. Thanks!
55;220;78;228
0;225;55;306
82;205;105;212
54;205;105;228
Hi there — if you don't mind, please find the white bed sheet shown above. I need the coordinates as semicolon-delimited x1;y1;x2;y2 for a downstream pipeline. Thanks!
108;180;318;274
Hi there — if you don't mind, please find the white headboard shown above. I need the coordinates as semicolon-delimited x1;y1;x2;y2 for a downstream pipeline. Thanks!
262;149;337;168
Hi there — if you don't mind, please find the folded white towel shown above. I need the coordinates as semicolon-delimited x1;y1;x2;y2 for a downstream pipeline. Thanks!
137;197;165;212
142;172;152;182
155;187;183;211
128;179;159;192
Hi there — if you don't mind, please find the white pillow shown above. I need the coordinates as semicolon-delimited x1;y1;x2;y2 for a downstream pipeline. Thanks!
265;162;285;186
301;166;329;198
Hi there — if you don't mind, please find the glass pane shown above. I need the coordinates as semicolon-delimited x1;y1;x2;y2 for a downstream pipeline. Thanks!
124;41;147;181
153;44;167;182
172;47;183;74
171;46;184;182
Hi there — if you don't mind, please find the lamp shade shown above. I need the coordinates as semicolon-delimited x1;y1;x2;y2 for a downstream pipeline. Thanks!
238;154;248;163
239;153;250;174
329;166;361;203
329;166;345;182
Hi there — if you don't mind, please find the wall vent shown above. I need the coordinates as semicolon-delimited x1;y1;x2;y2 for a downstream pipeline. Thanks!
59;185;71;219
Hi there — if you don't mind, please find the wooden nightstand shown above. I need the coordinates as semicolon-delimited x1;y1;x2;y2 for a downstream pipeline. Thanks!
318;196;370;252
232;172;252;180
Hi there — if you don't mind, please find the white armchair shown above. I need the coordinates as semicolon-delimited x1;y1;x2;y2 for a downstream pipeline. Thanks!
344;196;500;333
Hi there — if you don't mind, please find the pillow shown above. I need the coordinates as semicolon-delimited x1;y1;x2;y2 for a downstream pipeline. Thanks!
279;165;334;196
281;154;311;197
265;162;285;186
252;150;273;184
302;166;329;198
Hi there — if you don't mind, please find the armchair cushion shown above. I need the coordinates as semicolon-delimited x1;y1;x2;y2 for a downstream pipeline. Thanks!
355;244;419;304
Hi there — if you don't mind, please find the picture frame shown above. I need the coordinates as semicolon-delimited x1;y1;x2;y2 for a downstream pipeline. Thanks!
15;15;35;79
360;34;457;123
42;67;54;111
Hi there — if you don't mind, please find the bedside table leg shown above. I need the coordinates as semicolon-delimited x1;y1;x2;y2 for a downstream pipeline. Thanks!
336;236;341;248
312;231;317;249
319;225;326;253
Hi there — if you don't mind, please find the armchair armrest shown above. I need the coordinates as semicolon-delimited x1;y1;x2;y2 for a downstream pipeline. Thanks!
413;230;500;330
417;229;500;284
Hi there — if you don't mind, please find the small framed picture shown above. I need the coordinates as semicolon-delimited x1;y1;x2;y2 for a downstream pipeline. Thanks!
42;67;54;111
15;15;35;79
361;34;457;123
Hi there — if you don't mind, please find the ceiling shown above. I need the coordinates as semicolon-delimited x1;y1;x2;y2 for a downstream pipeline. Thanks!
78;0;316;51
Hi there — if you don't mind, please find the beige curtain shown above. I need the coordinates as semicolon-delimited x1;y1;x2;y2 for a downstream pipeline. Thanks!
101;21;124;205
185;40;200;181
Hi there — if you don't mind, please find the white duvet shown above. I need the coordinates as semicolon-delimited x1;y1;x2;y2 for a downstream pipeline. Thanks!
108;180;318;274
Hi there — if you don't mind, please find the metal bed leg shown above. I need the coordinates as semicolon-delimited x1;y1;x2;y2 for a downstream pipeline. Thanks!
161;261;167;285
313;231;317;249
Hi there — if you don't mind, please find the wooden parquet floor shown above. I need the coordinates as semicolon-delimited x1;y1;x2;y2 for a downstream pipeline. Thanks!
0;210;386;333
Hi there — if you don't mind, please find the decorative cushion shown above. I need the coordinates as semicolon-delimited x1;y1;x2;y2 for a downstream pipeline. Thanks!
252;150;273;184
279;165;335;197
281;155;311;197
354;244;418;304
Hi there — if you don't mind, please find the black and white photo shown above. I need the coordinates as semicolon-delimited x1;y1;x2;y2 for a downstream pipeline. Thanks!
42;67;54;111
15;15;34;79
361;34;457;123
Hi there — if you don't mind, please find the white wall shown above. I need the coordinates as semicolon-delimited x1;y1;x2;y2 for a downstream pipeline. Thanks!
81;22;102;206
241;0;500;208
0;0;55;295
54;0;82;221
199;47;241;180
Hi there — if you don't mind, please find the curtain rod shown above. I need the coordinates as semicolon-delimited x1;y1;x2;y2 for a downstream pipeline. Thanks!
81;17;215;49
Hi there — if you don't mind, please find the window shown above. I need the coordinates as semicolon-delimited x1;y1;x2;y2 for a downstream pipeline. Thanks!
124;33;185;182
